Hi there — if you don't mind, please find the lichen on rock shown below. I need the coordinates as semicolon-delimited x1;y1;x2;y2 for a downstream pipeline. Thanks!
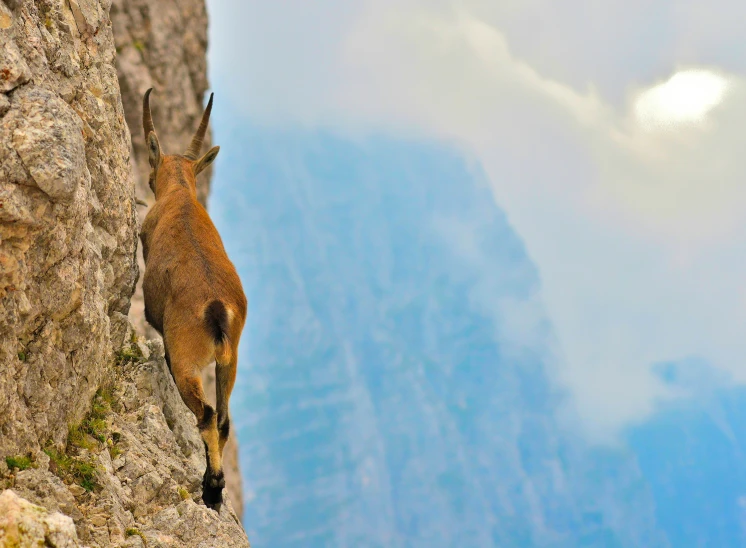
11;86;87;201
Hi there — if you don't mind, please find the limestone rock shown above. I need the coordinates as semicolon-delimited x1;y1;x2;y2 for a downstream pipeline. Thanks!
13;462;84;521
0;36;31;92
1;337;250;547
1;0;246;540
0;490;79;547
11;86;86;202
0;0;138;457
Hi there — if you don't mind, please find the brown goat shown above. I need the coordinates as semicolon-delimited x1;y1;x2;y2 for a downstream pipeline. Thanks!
139;88;247;510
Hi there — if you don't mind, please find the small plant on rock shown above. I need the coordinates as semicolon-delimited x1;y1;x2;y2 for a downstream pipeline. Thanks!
44;446;99;492
126;527;147;542
5;455;33;471
45;385;121;492
115;337;145;367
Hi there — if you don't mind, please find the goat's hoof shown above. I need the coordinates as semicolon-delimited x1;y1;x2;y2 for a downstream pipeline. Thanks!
202;469;225;511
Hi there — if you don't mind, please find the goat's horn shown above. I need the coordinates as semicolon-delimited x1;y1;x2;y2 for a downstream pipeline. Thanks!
184;92;214;160
143;87;155;138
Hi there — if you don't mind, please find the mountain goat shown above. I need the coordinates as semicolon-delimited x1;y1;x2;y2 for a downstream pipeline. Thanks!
139;88;247;510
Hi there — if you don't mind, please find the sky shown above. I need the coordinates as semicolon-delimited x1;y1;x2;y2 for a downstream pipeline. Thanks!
206;0;746;441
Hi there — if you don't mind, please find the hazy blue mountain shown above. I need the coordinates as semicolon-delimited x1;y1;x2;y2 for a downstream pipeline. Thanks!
207;110;678;547
627;362;746;547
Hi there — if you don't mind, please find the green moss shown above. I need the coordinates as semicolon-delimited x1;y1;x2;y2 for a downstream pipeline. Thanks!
45;386;121;492
177;486;190;501
88;418;108;443
5;455;33;471
44;447;99;492
67;424;96;451
126;527;146;542
91;398;107;418
108;444;121;460
108;432;123;460
74;462;98;492
115;342;144;367
98;385;116;405
68;387;119;447
132;40;145;53
17;351;26;362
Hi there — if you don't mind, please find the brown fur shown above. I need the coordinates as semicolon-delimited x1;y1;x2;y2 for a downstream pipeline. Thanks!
139;89;246;510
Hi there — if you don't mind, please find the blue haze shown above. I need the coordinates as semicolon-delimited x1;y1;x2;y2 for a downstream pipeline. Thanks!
208;106;746;547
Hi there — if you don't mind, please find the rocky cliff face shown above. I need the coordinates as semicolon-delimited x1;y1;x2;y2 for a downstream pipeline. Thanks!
2;334;249;547
0;0;247;544
110;0;243;517
0;0;138;461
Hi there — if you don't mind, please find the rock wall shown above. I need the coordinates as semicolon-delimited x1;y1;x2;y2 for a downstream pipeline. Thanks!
110;0;243;518
0;0;246;542
0;0;138;457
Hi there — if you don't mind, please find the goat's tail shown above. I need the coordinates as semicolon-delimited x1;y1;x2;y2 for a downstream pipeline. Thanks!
204;300;232;365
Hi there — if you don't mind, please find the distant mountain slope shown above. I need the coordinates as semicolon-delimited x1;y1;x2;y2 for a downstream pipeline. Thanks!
628;362;746;548
210;115;671;547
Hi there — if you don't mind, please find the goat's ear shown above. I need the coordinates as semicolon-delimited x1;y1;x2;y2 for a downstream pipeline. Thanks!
194;145;219;176
147;131;162;171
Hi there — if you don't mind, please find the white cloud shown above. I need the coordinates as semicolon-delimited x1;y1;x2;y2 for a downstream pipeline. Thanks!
208;0;746;439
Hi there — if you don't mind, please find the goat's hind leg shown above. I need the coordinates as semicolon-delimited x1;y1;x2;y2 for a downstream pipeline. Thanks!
199;411;226;510
215;352;238;457
171;361;225;509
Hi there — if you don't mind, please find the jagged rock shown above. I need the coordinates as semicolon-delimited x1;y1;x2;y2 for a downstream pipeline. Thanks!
145;499;246;547
13;458;84;521
1;336;250;547
0;0;138;457
0;4;31;93
0;40;30;92
11;86;87;202
0;0;246;540
68;0;103;36
0;490;79;547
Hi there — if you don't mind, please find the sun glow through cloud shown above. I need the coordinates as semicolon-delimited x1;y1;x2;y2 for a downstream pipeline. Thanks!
634;70;730;130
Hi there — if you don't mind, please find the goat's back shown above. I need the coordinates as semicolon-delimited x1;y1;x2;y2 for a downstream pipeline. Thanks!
141;191;247;336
